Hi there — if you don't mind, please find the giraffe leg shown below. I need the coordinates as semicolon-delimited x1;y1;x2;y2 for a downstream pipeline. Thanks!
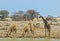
6;29;11;37
13;30;17;38
22;31;25;37
45;27;46;37
48;29;50;38
33;32;34;37
27;30;30;37
31;31;34;38
22;31;28;38
32;32;34;38
8;31;11;37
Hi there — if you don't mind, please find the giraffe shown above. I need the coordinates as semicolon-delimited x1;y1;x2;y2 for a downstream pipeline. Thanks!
39;16;51;38
22;21;35;38
7;23;17;37
28;22;35;37
22;25;30;37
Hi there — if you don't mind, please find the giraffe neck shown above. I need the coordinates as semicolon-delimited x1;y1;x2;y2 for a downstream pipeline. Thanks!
41;17;45;22
41;16;48;24
29;23;32;29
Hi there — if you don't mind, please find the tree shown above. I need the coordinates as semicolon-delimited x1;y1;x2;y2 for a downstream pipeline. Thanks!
11;11;25;21
27;9;40;21
46;15;57;22
11;10;40;21
0;10;9;19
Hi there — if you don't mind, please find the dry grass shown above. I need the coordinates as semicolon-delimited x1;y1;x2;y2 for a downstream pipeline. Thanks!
0;21;60;39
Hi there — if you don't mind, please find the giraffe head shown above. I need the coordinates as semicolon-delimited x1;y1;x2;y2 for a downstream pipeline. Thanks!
39;16;43;18
28;21;32;26
28;22;32;25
